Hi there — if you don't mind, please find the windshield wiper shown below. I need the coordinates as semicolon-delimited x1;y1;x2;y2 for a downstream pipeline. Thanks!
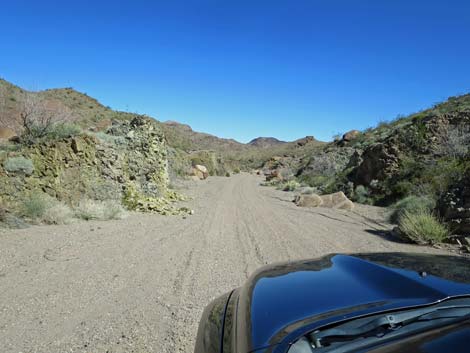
310;305;470;348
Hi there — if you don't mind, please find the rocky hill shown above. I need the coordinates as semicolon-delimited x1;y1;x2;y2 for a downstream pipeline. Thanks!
248;137;286;148
262;94;470;239
0;80;193;227
0;78;324;227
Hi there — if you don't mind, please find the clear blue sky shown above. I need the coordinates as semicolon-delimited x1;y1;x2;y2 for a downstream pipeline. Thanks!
1;0;470;142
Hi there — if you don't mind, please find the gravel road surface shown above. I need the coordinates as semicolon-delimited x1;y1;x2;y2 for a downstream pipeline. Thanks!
0;173;445;353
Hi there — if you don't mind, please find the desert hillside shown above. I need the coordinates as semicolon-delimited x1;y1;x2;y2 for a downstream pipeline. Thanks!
1;78;470;353
1;78;469;246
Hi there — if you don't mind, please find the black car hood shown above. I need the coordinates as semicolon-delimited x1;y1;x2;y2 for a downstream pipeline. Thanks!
235;253;470;351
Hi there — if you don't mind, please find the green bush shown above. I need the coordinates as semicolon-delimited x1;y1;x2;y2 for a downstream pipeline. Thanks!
3;157;34;175
398;210;449;244
278;180;300;191
225;172;231;177
20;193;52;219
389;195;435;224
18;192;73;224
353;185;373;205
299;175;331;188
47;123;82;139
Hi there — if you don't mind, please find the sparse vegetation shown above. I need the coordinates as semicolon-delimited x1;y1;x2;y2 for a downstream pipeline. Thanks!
47;122;82;140
389;195;436;224
42;202;74;225
3;156;34;175
20;193;52;220
353;185;373;205
75;199;126;221
398;210;449;245
299;186;316;195
278;180;300;191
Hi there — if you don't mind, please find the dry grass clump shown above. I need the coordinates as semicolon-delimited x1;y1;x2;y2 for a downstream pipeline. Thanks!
398;210;449;245
389;195;435;224
75;199;126;221
20;193;73;224
42;203;74;225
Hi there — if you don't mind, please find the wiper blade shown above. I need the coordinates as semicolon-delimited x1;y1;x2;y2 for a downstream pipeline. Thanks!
310;305;470;347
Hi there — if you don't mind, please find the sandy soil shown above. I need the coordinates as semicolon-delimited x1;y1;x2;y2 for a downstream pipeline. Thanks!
0;173;446;353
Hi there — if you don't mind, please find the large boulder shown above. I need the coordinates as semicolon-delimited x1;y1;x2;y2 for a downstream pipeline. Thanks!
320;191;355;210
191;164;209;180
342;130;360;142
294;191;354;211
294;194;323;207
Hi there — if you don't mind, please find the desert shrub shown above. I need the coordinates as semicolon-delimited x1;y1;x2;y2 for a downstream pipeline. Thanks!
47;123;82;140
3;156;34;175
439;126;470;159
233;167;241;174
260;180;280;187
0;143;21;153
101;201;126;220
278;180;300;191
20;193;52;219
279;168;294;181
299;186;316;195
389;195;435;224
75;199;126;221
225;172;231;177
42;202;74;225
299;175;331;188
398;210;449;244
427;158;467;197
353;185;373;205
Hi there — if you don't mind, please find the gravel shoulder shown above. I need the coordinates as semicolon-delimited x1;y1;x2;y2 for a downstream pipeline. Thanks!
0;173;446;353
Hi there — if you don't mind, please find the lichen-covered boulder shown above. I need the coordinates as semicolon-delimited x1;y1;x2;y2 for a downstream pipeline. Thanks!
0;115;187;215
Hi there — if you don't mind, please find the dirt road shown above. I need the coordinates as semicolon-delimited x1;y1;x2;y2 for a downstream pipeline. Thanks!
0;174;445;353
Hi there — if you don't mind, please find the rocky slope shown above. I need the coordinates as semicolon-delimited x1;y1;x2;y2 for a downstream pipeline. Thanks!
0;80;194;226
262;94;470;236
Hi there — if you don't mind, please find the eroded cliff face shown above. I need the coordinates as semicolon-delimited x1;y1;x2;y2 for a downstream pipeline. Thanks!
0;116;186;217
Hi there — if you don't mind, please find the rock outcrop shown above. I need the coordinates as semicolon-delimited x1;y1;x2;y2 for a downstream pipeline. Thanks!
439;172;470;234
352;142;400;186
0;116;186;215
